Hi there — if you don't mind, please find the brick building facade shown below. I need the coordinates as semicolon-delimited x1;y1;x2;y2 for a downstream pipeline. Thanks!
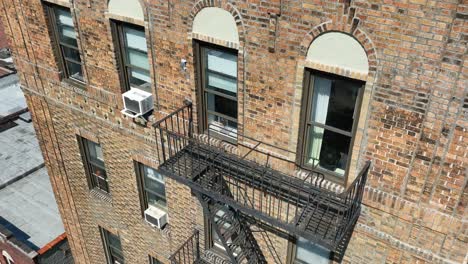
0;0;466;263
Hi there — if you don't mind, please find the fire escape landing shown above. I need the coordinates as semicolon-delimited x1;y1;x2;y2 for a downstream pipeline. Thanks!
155;102;370;264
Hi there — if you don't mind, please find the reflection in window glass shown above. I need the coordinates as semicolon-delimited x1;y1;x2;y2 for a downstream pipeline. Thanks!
304;73;362;177
202;46;238;140
49;5;84;81
295;237;330;264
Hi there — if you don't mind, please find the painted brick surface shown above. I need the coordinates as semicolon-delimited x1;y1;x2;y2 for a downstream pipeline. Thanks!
0;0;466;263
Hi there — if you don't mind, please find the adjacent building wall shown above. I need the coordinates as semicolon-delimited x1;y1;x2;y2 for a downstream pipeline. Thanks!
0;0;466;264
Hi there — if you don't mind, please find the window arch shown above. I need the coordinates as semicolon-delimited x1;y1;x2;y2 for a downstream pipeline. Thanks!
108;0;144;21
306;32;369;76
192;7;239;45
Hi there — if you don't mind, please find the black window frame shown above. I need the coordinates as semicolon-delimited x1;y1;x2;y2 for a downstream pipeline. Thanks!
77;136;109;193
100;227;124;264
110;20;151;93
135;162;167;216
297;69;365;185
149;256;162;264
43;2;84;84
194;40;239;143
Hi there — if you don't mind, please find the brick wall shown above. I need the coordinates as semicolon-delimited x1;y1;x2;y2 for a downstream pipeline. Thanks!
0;19;8;49
0;0;466;263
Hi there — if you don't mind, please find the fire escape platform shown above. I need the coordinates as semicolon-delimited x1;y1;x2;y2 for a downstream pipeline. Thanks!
159;141;365;250
155;101;370;263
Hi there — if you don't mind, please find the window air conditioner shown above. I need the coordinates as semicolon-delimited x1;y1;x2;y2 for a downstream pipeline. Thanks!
144;206;168;229
121;88;154;118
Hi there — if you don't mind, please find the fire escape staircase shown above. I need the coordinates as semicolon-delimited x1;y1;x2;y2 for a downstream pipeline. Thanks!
155;101;371;264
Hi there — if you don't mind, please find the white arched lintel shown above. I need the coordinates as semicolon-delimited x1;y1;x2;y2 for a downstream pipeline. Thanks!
307;32;369;76
193;7;239;45
108;0;144;21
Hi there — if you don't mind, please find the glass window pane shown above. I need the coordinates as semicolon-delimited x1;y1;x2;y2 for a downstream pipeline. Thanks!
87;141;104;163
127;49;149;70
306;127;351;176
128;68;151;91
207;49;237;77
65;61;84;81
206;93;237;119
207;71;237;95
147;192;167;208
143;166;166;208
108;232;122;250
311;76;360;132
62;46;81;62
208;114;237;135
59;25;78;46
56;8;73;27
124;26;147;52
295;237;330;264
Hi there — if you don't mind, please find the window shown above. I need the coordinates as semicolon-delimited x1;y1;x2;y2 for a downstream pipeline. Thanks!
2;251;14;264
100;228;124;264
291;237;330;264
78;137;109;193
299;70;364;181
205;207;241;256
149;256;162;264
195;42;238;141
111;21;151;93
44;3;84;82
136;163;167;213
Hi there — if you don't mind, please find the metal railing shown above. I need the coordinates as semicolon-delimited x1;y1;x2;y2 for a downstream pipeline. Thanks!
169;230;201;264
155;101;371;258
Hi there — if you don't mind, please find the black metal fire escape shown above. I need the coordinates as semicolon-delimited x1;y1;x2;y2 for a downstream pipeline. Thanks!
155;101;371;264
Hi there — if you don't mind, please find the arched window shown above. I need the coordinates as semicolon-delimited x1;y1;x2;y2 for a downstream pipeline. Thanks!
299;32;369;183
192;8;240;142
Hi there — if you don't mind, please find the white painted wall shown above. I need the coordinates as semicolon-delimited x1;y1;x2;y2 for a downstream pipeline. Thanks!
307;32;369;75
108;0;144;21
193;7;239;45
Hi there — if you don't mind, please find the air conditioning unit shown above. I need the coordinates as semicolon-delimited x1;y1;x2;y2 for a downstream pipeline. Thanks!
144;206;168;229
121;88;154;118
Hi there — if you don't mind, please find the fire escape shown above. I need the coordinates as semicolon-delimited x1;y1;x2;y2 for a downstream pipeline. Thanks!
154;101;370;264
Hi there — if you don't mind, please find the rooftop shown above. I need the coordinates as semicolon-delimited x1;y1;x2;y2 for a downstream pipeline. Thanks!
0;73;65;251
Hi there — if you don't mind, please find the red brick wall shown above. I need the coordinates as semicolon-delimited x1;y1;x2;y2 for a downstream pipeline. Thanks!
0;240;36;264
0;19;9;49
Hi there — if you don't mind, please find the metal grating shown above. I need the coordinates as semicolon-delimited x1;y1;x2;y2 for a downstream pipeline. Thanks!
156;101;370;262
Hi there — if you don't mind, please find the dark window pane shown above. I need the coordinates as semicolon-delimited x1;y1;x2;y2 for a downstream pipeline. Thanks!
310;76;360;132
87;141;104;163
305;127;351;176
62;46;81;62
146;192;167;208
65;61;83;81
206;93;237;119
107;232;122;250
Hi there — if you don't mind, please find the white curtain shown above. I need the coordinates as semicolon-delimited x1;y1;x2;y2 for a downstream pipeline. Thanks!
307;77;331;166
